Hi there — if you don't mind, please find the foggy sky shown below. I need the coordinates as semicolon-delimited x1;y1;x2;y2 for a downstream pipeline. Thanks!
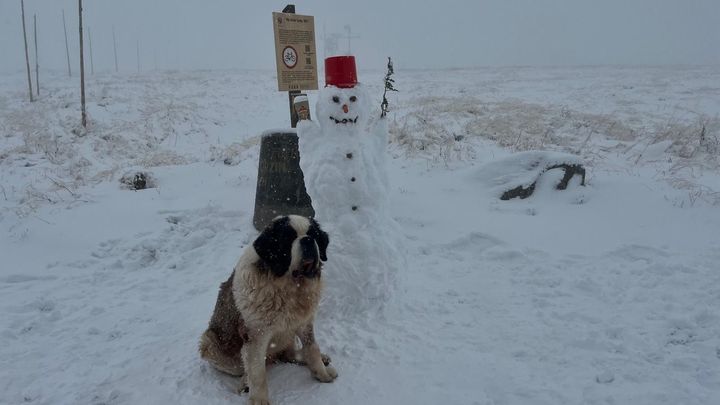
1;0;719;74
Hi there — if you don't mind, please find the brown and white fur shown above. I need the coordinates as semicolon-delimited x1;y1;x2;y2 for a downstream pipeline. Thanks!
199;215;337;405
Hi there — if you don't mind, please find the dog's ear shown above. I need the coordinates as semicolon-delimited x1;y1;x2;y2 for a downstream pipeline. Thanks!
253;217;296;277
317;229;329;262
309;219;329;262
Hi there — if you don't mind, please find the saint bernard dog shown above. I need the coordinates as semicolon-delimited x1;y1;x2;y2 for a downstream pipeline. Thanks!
199;215;337;404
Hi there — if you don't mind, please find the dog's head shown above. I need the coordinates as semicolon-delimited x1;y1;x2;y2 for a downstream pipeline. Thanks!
252;215;329;279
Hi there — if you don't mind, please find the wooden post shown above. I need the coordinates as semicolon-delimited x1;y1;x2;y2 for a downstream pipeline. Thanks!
136;40;140;73
20;0;34;102
88;27;94;75
34;14;39;97
282;4;300;128
79;0;87;128
63;9;71;77
112;26;118;73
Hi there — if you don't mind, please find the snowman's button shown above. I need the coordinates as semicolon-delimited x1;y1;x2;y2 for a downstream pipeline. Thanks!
351;206;358;211
346;153;353;159
351;177;356;182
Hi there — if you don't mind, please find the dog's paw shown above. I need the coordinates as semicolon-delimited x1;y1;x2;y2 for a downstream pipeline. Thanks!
236;383;249;395
236;374;249;395
248;395;271;405
326;365;338;379
321;353;332;366
313;365;338;383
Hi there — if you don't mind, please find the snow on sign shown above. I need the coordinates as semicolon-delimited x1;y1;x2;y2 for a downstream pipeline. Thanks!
272;12;318;91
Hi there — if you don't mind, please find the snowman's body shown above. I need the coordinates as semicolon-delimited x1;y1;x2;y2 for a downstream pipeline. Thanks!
298;84;400;314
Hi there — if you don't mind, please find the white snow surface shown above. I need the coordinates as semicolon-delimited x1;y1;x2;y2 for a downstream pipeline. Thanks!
1;66;720;405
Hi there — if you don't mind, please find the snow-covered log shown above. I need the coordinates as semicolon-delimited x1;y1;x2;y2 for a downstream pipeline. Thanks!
474;151;586;200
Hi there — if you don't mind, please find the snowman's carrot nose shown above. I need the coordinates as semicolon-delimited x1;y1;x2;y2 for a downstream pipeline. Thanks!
342;104;349;113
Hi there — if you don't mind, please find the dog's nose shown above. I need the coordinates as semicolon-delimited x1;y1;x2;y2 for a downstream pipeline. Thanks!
342;104;349;113
299;236;319;263
298;236;320;276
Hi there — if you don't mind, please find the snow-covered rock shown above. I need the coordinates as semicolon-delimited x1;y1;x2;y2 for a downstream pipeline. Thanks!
473;150;585;199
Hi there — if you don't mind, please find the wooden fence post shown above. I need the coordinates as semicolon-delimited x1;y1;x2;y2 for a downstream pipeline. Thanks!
21;0;34;102
79;0;87;128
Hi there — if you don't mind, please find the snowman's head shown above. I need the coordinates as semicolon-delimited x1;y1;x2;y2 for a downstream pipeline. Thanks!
317;84;371;133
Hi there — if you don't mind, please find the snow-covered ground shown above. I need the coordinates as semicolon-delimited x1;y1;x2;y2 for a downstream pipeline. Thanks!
1;66;719;405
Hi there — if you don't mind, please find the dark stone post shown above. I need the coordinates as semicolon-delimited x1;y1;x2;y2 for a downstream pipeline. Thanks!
252;131;314;230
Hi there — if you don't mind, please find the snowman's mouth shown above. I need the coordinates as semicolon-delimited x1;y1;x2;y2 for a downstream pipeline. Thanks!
329;116;359;124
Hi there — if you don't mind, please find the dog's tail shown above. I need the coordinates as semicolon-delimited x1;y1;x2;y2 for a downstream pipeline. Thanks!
199;329;245;377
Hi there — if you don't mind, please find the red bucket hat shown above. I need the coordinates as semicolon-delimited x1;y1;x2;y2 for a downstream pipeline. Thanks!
325;56;357;88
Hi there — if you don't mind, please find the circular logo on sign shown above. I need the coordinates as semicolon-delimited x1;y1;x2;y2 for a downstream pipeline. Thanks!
282;46;298;69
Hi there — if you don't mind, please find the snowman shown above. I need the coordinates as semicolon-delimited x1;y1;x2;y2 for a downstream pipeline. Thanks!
297;56;401;316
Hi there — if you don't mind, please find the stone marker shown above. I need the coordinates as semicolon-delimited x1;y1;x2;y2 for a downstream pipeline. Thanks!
252;131;314;230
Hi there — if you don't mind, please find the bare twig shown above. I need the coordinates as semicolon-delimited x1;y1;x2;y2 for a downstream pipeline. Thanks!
380;57;398;118
45;175;80;199
63;9;71;77
575;127;595;154
87;26;94;75
512;130;523;151
34;13;39;97
31;215;52;225
113;26;118;72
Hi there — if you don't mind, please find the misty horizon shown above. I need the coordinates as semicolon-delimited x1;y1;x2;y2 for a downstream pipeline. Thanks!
1;0;719;75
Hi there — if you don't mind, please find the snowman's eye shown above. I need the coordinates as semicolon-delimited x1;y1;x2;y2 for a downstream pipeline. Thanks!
349;96;357;102
332;96;340;103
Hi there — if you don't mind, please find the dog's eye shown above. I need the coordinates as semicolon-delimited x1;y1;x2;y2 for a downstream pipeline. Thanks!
349;96;357;102
332;96;340;103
